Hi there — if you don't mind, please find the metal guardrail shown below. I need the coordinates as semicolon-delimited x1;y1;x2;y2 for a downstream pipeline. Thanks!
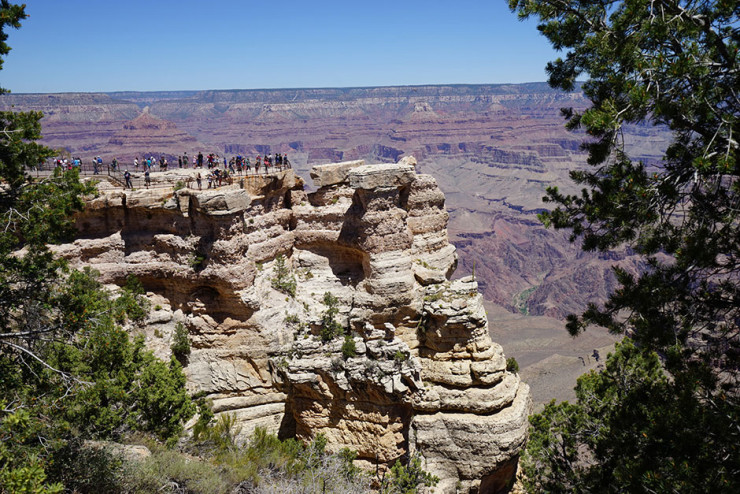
30;162;292;190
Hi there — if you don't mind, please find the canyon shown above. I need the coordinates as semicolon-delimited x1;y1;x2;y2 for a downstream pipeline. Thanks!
2;83;667;404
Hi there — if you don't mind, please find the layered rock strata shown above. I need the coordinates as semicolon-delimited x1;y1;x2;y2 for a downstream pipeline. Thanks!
56;158;531;493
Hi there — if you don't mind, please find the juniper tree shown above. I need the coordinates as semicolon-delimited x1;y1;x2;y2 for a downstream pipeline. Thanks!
0;4;194;491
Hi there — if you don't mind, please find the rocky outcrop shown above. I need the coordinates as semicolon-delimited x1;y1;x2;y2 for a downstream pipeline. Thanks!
56;158;530;493
3;84;661;329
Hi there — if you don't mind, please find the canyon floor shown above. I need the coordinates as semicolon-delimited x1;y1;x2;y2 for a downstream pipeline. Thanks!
486;303;618;408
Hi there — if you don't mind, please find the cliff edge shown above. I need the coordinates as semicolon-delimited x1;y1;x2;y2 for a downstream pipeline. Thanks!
55;158;531;493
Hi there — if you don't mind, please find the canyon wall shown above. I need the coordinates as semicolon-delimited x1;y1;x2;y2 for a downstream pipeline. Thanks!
5;84;664;404
2;84;663;322
54;159;530;493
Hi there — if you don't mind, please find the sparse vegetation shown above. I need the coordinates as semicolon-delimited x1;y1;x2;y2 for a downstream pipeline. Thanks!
171;321;191;361
271;254;297;297
380;453;439;493
422;290;445;303
144;421;371;494
415;311;430;336
341;335;357;359
320;292;343;342
173;180;185;191
284;313;301;325
514;286;536;316
189;252;207;272
506;357;519;374
416;259;433;270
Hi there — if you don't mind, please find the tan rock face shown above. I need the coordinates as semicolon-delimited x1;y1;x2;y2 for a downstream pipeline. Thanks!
58;158;530;493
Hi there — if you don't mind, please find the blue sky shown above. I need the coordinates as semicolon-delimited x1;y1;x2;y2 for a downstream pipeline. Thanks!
2;0;557;93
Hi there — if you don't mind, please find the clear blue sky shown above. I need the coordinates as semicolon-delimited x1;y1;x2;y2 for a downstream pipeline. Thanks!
2;0;557;93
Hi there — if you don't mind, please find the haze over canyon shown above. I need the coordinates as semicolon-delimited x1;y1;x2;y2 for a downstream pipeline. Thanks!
1;83;668;404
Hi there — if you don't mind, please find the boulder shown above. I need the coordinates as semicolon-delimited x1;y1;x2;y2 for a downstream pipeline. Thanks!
309;159;365;187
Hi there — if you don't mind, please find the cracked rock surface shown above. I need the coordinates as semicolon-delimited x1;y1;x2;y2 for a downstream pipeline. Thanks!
56;157;531;493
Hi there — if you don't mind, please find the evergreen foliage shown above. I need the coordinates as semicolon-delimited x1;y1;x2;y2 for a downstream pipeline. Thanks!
135;422;372;493
320;291;344;341
341;334;357;358
271;254;297;297
171;321;191;361
509;0;740;490
0;5;194;490
380;453;440;494
522;340;738;491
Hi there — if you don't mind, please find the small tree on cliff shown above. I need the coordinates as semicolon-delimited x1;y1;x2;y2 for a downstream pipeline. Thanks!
509;0;740;490
0;4;193;490
320;291;344;341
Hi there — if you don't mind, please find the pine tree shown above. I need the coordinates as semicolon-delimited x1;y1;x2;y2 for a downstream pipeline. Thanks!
508;0;740;490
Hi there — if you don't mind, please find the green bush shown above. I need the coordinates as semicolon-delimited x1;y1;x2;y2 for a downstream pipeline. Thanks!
189;252;207;272
342;335;357;359
271;254;297;297
171;322;191;361
124;274;145;295
45;439;123;494
320;292;344;342
184;424;369;492
506;357;519;373
122;447;230;494
380;453;439;493
111;274;149;323
0;268;195;491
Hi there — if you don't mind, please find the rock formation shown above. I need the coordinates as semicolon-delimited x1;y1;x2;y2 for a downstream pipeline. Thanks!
54;158;531;493
2;84;662;325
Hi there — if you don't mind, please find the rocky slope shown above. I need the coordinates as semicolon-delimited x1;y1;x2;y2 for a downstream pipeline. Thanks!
54;158;530;493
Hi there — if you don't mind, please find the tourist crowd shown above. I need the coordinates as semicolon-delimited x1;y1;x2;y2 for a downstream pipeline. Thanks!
131;151;291;175
51;151;292;187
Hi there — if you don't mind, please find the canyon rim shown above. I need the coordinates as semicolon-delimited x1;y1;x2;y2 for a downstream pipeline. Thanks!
53;158;532;492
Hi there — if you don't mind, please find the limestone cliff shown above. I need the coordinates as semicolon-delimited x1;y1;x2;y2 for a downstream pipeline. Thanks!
55;158;531;493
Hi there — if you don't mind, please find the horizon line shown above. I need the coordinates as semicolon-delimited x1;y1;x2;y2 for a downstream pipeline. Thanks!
0;80;582;97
